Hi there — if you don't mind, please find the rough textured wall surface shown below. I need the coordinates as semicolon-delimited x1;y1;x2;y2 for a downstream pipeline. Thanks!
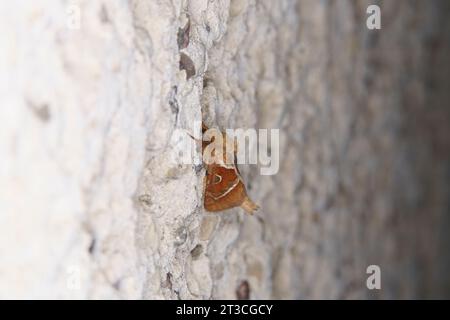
0;0;449;299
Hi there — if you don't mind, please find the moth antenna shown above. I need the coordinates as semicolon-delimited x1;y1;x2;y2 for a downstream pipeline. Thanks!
185;130;202;142
240;197;259;215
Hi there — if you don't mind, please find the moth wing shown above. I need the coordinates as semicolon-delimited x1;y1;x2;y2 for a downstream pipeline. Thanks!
204;164;247;212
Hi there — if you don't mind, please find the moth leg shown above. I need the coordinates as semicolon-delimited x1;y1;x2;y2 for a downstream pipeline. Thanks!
202;168;210;195
240;196;259;215
202;174;207;193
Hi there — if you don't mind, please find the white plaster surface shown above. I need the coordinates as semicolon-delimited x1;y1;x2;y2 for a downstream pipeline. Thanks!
1;0;449;299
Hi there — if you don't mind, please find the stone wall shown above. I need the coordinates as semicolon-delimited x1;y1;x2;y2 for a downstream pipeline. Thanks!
0;0;449;299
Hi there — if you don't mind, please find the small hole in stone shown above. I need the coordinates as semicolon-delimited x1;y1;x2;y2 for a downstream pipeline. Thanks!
190;244;203;259
138;194;152;208
162;272;173;290
88;238;96;254
174;226;188;246
203;77;211;88
99;5;109;24
112;279;121;290
27;100;51;122
236;280;250;300
179;53;195;80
